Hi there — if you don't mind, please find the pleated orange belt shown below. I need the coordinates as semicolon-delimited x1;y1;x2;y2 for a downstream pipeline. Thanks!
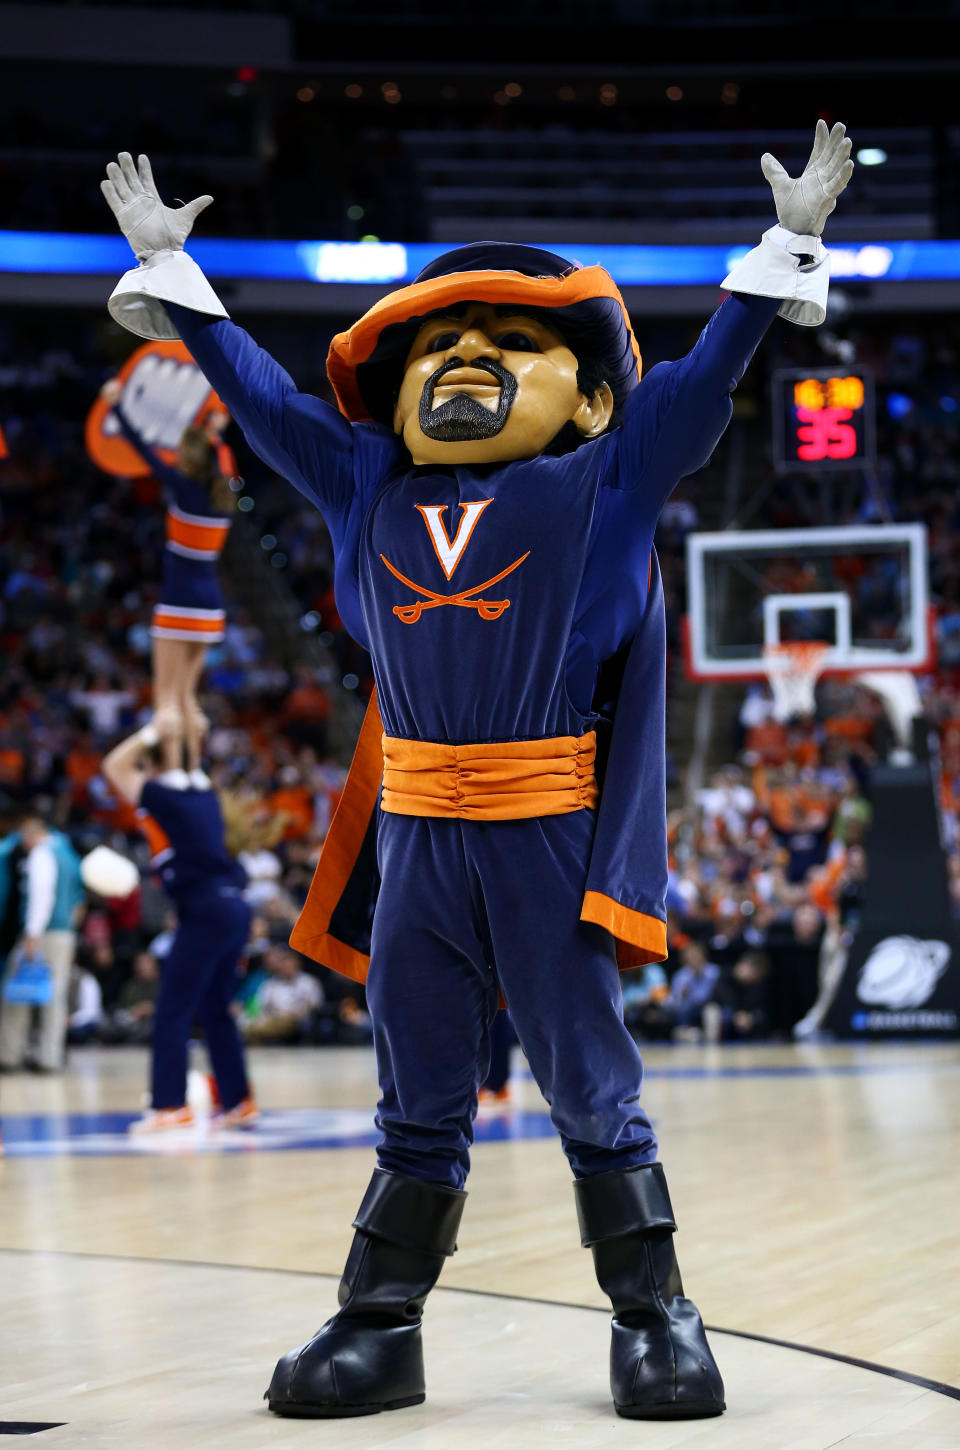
380;731;598;820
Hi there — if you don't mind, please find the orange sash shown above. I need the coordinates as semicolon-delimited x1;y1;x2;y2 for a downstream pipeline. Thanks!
380;732;597;820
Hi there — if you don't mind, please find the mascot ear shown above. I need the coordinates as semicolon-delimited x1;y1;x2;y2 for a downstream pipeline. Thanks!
572;381;614;439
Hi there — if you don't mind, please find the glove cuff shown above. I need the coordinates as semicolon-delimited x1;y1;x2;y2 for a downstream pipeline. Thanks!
108;251;229;340
721;224;829;328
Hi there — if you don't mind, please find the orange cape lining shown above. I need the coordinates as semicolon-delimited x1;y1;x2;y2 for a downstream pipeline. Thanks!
290;695;668;983
326;266;642;423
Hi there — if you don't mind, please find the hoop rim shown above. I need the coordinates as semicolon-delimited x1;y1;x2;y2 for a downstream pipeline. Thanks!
680;611;938;684
761;640;830;721
761;639;833;668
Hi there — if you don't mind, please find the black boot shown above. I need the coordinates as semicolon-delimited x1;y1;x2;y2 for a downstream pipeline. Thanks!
266;1169;465;1418
575;1162;725;1419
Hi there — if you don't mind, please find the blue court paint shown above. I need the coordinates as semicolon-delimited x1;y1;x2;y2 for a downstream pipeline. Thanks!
0;1107;561;1158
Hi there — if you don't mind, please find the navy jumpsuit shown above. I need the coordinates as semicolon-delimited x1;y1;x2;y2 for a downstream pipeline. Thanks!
165;292;780;1186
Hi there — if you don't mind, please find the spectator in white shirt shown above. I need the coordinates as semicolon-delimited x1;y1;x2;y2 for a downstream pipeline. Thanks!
239;847;283;909
243;946;321;1043
67;966;103;1043
69;674;135;738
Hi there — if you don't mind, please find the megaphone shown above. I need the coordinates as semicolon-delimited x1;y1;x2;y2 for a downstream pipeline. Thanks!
81;845;139;899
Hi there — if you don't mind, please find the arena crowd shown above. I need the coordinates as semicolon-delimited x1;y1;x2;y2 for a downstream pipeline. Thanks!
1;313;959;1067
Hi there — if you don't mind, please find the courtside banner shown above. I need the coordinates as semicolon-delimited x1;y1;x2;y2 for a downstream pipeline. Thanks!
8;233;960;286
86;340;226;477
825;759;960;1038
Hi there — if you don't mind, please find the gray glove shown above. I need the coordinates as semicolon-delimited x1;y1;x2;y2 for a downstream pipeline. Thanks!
761;121;854;238
101;152;212;262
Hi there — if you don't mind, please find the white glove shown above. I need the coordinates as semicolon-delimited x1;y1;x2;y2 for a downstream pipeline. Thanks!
101;152;213;262
760;121;854;238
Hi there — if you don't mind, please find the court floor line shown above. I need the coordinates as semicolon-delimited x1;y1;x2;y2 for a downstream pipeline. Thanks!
2;1246;957;1403
523;1061;960;1081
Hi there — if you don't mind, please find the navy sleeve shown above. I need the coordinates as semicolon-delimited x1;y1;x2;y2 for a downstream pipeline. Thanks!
139;781;180;840
165;304;357;531
605;292;781;519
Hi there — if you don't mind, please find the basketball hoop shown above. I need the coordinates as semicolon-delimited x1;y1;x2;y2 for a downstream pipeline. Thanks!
762;641;830;722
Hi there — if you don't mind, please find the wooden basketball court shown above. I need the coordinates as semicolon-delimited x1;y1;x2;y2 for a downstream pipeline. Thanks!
2;1040;959;1447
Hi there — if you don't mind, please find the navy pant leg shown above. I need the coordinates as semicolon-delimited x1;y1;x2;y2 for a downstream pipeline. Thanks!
152;890;250;1110
469;811;659;1178
197;892;251;1111
152;915;210;1109
366;814;498;1190
483;1010;515;1093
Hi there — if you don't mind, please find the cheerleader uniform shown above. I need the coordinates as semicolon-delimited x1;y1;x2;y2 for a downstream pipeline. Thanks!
138;774;251;1111
113;407;230;644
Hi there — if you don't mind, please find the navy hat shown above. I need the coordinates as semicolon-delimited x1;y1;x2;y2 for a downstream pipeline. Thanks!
327;241;642;425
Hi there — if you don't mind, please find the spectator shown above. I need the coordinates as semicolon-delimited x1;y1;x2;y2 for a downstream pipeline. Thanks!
69;673;136;739
711;951;772;1041
637;942;719;1042
67;964;103;1044
281;665;331;754
0;812;84;1071
147;911;178;965
765;904;825;1033
666;942;721;1041
107;950;160;1044
242;945;322;1043
621;962;669;1036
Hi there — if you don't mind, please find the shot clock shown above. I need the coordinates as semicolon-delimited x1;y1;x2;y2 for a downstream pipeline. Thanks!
772;367;875;472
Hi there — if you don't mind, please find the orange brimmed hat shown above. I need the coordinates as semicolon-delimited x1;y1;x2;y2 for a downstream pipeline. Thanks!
326;241;642;425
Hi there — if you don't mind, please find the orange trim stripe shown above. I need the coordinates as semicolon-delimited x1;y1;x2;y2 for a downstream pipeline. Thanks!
136;810;172;863
580;890;668;966
152;610;225;635
381;732;598;820
327;267;641;422
166;512;230;556
289;693;385;981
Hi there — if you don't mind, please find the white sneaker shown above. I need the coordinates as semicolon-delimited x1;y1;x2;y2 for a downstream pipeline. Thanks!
128;1106;195;1135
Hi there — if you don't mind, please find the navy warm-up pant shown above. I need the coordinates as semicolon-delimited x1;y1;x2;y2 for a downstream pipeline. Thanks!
152;887;251;1111
366;810;658;1189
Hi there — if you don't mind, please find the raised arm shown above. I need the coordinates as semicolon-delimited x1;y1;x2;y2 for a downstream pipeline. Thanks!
102;721;160;806
164;304;357;519
102;382;194;494
608;122;855;514
100;153;357;526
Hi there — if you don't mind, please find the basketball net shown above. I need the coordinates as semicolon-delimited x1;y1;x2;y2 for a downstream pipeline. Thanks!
762;641;830;722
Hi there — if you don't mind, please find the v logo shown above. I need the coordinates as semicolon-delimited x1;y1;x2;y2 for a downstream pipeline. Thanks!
415;500;493;580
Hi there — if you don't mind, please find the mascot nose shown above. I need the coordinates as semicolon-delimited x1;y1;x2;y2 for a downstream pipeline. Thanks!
453;329;500;363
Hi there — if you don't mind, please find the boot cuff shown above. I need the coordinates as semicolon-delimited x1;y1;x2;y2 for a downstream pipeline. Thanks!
353;1169;466;1256
574;1163;677;1247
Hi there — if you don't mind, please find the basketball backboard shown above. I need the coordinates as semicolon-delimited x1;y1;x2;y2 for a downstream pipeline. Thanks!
684;523;930;682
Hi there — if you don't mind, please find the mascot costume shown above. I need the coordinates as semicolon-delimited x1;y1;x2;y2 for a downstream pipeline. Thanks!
101;122;853;1420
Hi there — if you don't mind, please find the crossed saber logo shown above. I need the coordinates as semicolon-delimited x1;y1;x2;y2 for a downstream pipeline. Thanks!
381;500;528;624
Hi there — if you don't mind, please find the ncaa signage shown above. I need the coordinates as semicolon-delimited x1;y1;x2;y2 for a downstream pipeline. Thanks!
85;340;226;478
851;936;955;1033
824;757;960;1039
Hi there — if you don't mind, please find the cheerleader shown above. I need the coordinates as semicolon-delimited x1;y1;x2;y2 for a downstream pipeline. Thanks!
100;379;234;774
103;715;257;1132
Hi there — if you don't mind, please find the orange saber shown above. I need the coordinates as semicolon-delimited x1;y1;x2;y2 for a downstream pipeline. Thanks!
380;552;530;623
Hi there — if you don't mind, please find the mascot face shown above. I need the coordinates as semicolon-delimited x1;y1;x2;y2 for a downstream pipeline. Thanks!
393;302;613;466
